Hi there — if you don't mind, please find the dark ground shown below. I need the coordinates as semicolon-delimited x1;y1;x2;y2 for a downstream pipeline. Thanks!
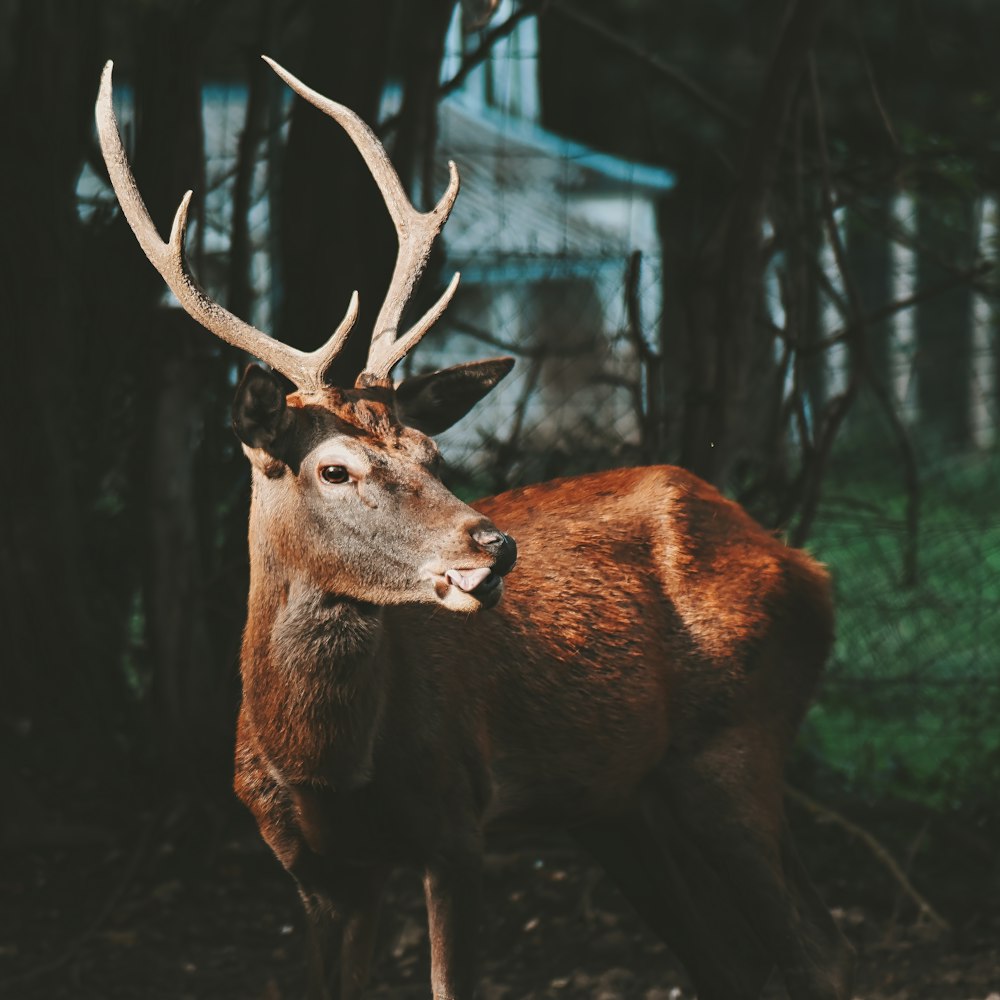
2;782;998;1000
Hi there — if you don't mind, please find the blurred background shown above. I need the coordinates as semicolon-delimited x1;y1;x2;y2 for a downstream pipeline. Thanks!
2;0;999;997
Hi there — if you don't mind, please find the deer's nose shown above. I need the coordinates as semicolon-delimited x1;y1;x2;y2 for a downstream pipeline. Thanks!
471;526;518;576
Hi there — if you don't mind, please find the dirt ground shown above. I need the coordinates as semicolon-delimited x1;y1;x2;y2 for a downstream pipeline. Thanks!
2;799;998;1000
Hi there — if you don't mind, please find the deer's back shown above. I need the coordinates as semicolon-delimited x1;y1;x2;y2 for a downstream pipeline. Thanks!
386;465;833;824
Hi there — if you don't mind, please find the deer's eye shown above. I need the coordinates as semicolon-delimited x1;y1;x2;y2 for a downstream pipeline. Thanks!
319;465;350;485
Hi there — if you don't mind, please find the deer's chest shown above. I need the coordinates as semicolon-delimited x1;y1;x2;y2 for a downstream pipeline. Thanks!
247;592;389;785
241;691;456;868
284;778;428;867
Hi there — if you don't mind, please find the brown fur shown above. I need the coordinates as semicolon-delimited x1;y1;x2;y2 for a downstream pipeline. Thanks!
94;54;845;994
232;389;855;1000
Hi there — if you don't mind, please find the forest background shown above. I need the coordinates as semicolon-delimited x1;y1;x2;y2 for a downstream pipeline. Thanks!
2;1;999;997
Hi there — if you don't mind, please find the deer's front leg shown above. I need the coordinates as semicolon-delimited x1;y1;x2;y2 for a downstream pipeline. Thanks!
337;866;389;1000
423;849;483;1000
296;861;388;1000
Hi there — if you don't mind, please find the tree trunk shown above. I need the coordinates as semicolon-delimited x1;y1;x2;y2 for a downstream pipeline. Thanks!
848;192;893;389
277;0;399;384
0;0;130;763
682;0;832;490
128;7;232;792
916;189;975;448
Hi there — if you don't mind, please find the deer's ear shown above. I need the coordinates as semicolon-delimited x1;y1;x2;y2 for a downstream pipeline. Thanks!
232;365;295;452
396;357;514;435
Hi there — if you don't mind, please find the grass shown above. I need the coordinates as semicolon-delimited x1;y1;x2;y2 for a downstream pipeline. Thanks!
803;446;1000;810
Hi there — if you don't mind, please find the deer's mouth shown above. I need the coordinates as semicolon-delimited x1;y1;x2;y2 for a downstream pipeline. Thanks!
466;569;504;608
445;567;493;593
428;565;505;611
426;534;516;612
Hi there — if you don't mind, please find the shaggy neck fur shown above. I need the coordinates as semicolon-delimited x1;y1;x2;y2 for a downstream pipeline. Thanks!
241;503;388;790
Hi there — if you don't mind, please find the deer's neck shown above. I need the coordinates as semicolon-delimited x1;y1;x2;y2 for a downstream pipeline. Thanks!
241;542;388;790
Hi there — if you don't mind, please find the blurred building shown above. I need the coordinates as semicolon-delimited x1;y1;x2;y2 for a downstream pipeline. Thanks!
79;1;675;475
418;0;675;469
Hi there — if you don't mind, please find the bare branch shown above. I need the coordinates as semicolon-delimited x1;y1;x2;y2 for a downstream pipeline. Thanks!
548;0;747;131
791;53;863;544
623;251;663;460
800;262;993;356
786;786;950;932
380;0;546;136
790;55;921;585
847;0;898;151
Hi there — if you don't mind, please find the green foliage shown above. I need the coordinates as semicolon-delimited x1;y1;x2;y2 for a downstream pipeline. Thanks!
804;448;1000;810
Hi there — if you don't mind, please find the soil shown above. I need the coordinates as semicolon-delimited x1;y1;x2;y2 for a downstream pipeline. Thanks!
2;796;998;1000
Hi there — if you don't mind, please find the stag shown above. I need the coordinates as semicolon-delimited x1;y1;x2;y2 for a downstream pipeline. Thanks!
96;57;855;1000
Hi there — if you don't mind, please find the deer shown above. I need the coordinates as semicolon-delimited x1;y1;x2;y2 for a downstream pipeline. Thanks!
96;56;855;1000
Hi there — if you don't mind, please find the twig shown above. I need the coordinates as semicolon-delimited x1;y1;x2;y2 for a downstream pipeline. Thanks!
863;368;922;586
379;0;546;136
448;317;589;359
228;5;274;319
623;251;663;460
792;52;862;545
850;199;994;295
848;0;898;151
884;820;931;944
781;262;993;355
795;56;921;579
624;252;656;367
785;786;950;932
484;354;545;493
548;0;747;131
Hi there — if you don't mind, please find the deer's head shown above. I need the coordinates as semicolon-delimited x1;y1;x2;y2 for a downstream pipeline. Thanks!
96;58;517;612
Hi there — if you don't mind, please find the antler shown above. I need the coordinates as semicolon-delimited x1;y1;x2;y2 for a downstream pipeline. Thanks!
96;60;359;394
97;58;461;388
262;57;461;383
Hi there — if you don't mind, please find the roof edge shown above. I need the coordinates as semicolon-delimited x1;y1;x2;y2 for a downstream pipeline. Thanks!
442;95;676;193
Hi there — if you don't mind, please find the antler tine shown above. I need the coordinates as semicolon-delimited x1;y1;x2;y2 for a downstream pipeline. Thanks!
263;56;461;383
96;60;358;395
